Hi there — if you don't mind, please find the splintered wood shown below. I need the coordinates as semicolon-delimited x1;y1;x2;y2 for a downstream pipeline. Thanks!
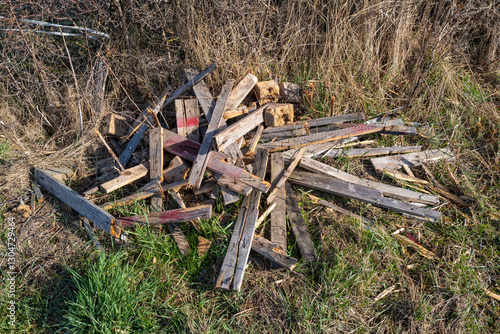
34;63;455;294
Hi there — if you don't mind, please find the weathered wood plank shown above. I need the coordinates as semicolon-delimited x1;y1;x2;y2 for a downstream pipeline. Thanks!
220;185;241;205
189;80;234;188
258;124;383;152
371;148;453;172
232;149;269;291
223;106;249;120
225;73;258;110
267;147;305;204
119;62;217;167
261;113;365;134
99;162;149;194
184;98;200;142
214;105;266;152
217;174;252;196
285;183;316;262
248;124;264;155
175;99;187;137
100;179;188;211
35;168;120;237
322;146;422;158
297;156;439;205
150;127;164;211
251;235;298;270
118;205;212;227
163;129;271;193
288;171;442;221
270;153;287;267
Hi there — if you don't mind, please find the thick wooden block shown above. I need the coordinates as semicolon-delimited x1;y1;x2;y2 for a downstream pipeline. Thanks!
163;156;189;183
101;113;128;137
264;103;294;127
279;82;301;103
254;80;280;105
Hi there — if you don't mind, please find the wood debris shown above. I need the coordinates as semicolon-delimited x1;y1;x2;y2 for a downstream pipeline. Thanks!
32;64;458;292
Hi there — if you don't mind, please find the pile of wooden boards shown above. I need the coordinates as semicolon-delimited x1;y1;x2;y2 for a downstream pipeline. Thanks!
34;62;456;291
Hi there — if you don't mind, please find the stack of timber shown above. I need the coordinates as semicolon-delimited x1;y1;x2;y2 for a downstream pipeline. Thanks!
32;62;460;292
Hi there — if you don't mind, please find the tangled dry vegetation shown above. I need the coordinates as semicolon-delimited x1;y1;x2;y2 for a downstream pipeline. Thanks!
1;0;499;333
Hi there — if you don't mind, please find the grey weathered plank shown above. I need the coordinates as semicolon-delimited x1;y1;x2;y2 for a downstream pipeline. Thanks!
321;146;422;158
297;156;439;205
35;168;120;237
184;98;200;142
217;174;252;196
258;124;383;152
232;148;269;291
118;205;212;227
251;235;298;270
149;127;164;211
188;80;234;188
288;171;442;221
214;105;266;152
270;153;287;268
285;183;316;262
371;148;453;172
225;73;258;110
266;147;305;204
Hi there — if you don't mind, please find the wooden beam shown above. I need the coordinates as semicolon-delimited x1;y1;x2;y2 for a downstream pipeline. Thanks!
258;124;383;152
119;62;216;168
288;171;442;221
225;73;258;110
285;183;316;262
214;105;266;152
99;162;150;194
251;235;298;270
35;168;120;237
296;156;439;205
261;113;365;134
371;149;453;172
270;153;287;267
100;179;188;211
232;148;270;291
267;147;305;204
184;98;200;142
188;80;234;188
150;127;164;211
175;99;187;137
163;129;271;193
322;146;422;158
118;205;212;227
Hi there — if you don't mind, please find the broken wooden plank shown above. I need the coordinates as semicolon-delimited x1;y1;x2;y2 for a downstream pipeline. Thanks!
267;147;305;204
163;129;271;193
225;73;258;110
197;236;212;257
184;98;200;142
217;174;252;196
150;127;164;211
289;171;442;221
100;179;188;211
163;156;189;183
307;194;372;225
175;99;188;137
32;182;43;203
270;152;287;268
214;104;266;152
285;183;316;262
118;205;212;227
223;106;249;120
251;234;298;270
192;180;217;195
296;156;439;205
394;233;439;260
119;62;217;168
255;202;277;230
99;162;150;194
220;184;241;205
35;168;120;237
371;148;453;172
262;113;365;134
232;148;270;291
247;124;264;155
322;146;422;158
188;80;234;188
258;124;383;152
